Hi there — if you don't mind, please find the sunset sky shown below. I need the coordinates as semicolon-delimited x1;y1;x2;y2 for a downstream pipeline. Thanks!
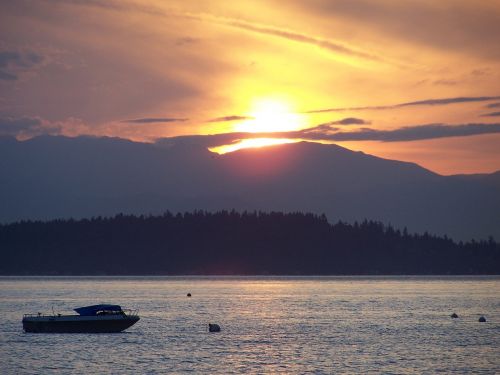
1;0;500;174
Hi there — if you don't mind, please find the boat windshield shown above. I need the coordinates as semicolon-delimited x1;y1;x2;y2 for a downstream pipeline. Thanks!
74;304;122;316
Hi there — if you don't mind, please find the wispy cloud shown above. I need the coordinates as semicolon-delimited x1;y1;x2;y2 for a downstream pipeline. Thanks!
122;118;188;124
300;118;368;134
0;116;85;138
206;115;254;123
299;122;500;142
322;117;369;126
485;102;500;109
433;79;458;86
325;123;500;142
0;50;45;81
398;96;500;107
175;36;200;46
305;95;500;114
305;105;390;114
0;70;17;81
217;18;381;62
0;117;42;134
480;112;500;117
46;0;382;64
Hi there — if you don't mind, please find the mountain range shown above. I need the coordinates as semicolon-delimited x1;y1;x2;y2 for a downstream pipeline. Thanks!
1;135;498;241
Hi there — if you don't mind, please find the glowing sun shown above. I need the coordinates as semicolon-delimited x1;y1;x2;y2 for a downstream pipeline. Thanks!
235;99;304;133
209;98;306;154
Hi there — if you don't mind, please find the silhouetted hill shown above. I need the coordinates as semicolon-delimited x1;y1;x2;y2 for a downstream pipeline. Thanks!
1;212;498;275
449;170;500;187
0;136;498;241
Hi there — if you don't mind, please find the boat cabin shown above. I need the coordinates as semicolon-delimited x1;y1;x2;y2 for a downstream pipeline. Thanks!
74;304;125;316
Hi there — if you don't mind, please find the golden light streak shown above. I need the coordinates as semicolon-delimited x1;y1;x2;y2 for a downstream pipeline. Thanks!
209;138;299;154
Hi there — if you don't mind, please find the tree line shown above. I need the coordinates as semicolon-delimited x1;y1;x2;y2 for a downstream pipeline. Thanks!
0;211;498;275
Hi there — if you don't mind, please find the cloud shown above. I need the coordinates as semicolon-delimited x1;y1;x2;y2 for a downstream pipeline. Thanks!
206;115;254;123
0;117;42;134
305;95;500;113
328;117;369;125
0;50;45;81
217;18;381;62
0;70;17;81
300;118;368;134
157;123;500;148
323;123;500;142
175;37;200;46
301;124;338;134
121;118;188;124
156;133;250;148
398;96;500;107
305;105;390;114
156;128;331;148
289;0;500;60
433;79;458;86
45;0;382;64
471;69;490;77
480;112;500;117
485;102;500;109
0;116;93;139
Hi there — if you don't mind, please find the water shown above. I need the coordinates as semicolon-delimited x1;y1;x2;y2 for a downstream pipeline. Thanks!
0;276;499;374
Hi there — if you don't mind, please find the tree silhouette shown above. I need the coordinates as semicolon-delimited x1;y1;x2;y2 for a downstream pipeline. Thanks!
0;211;498;275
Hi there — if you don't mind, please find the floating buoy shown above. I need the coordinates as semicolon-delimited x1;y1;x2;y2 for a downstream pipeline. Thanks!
208;323;221;332
450;313;458;318
187;293;191;297
478;316;486;322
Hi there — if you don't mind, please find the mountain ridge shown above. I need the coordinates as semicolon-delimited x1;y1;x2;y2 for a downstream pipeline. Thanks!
1;135;498;241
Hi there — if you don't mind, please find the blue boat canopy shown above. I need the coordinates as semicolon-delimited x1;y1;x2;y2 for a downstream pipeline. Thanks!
74;304;122;316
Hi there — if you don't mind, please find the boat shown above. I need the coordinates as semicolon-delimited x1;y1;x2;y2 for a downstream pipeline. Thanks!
22;304;140;333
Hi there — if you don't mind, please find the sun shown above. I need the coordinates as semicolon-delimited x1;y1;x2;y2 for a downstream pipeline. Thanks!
235;99;305;133
209;98;307;154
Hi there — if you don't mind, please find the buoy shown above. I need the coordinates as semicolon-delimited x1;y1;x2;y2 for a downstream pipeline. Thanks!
187;293;191;297
478;316;486;322
208;323;221;332
450;313;458;318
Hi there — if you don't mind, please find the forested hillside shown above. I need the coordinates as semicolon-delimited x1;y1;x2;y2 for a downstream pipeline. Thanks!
1;211;498;275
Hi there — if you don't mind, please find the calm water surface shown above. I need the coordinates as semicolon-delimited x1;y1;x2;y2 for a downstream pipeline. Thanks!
0;276;499;374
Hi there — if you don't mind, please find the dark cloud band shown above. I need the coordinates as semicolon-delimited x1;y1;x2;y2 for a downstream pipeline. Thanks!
480;112;500;117
122;118;188;124
398;96;500;107
323;117;369;126
326;123;500;142
157;123;500;148
305;95;500;114
206;115;254;123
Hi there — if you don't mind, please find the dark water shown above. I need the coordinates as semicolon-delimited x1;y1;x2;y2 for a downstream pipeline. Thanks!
1;276;499;374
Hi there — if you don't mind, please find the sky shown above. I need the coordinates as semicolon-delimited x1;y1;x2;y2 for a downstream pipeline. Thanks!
1;0;500;174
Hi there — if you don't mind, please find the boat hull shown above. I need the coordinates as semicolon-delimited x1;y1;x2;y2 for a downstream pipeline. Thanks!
22;315;140;333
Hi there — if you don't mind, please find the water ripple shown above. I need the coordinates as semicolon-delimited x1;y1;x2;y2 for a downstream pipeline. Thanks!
0;276;499;374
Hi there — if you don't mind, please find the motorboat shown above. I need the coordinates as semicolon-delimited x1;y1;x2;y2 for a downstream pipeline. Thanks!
22;304;140;333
